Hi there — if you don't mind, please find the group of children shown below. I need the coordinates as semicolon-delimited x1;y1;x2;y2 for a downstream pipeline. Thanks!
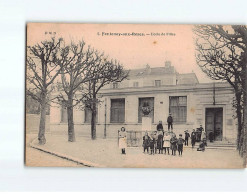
142;127;207;156
142;131;186;156
118;123;207;155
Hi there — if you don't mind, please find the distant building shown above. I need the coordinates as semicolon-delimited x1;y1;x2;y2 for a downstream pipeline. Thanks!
50;61;237;144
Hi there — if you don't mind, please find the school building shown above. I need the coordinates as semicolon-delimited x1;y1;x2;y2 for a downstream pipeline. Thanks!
49;61;237;144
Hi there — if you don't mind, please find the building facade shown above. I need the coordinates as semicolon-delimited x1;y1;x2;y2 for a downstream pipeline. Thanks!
50;62;237;144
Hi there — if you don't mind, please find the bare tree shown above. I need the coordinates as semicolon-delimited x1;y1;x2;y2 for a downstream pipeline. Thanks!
26;37;64;144
56;40;95;142
82;51;129;139
194;25;247;159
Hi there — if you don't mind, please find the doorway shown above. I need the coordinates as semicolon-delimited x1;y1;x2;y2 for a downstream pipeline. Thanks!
205;108;223;141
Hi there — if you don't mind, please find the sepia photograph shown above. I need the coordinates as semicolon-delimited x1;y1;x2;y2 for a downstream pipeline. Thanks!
25;23;247;168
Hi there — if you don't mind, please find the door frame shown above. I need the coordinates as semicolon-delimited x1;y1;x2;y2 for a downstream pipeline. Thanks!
202;105;226;140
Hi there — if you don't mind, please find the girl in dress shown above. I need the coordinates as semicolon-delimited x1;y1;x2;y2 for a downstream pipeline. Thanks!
118;127;127;154
163;131;171;155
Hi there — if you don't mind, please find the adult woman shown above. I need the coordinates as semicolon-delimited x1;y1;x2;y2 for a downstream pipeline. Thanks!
163;131;171;155
201;130;207;146
191;129;196;149
118;127;127;154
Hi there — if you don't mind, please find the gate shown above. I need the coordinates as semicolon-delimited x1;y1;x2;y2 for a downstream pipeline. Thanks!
126;130;155;147
126;131;143;147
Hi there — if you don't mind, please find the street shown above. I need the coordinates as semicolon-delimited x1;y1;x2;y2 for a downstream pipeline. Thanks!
25;134;84;167
29;134;244;168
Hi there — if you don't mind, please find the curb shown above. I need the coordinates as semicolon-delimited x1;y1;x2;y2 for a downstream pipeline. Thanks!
29;137;104;167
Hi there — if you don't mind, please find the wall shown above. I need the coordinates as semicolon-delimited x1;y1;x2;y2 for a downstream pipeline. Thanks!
49;83;237;142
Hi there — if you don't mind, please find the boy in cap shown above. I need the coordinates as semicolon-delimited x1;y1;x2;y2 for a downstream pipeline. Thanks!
170;134;178;156
149;137;155;155
184;130;190;146
191;129;196;149
156;120;164;131
177;134;185;156
167;113;173;131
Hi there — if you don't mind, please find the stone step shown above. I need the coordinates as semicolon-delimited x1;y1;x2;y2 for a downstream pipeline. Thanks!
205;147;237;150
184;145;236;150
187;142;237;150
207;144;236;147
207;143;236;147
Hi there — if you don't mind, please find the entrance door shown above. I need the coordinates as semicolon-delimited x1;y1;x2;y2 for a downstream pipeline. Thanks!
205;108;223;141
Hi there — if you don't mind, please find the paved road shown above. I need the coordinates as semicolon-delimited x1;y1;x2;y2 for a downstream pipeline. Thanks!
25;134;84;167
32;135;244;168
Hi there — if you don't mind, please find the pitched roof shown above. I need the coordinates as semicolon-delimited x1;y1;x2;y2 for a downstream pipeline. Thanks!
128;66;176;78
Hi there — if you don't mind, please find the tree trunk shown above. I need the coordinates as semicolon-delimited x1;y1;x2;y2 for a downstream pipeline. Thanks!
242;51;247;166
235;93;242;152
67;93;75;142
38;91;47;145
91;97;97;140
243;86;247;166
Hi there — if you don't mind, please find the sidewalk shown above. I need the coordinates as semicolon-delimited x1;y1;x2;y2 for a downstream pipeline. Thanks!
30;134;244;168
26;134;84;167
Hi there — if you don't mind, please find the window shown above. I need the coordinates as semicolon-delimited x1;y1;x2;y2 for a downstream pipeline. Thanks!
61;103;67;123
155;80;161;87
84;106;98;123
110;99;125;123
169;96;187;123
113;82;118;89
133;82;139;87
138;97;154;123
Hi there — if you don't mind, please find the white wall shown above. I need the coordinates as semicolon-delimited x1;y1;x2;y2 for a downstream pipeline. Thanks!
125;95;138;123
50;101;61;124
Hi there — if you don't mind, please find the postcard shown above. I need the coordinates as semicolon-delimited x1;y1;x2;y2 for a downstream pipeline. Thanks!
25;23;247;168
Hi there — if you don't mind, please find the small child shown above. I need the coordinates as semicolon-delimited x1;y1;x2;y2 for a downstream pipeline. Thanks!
143;132;150;153
191;129;196;149
149;137;155;155
197;141;206;152
184;130;190;146
163;131;171;155
118;127;127;154
177;134;185;156
170;134;178;156
151;131;158;154
157;131;164;154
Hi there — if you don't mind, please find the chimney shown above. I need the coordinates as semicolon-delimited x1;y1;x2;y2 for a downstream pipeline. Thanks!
145;64;151;74
165;61;171;67
164;61;176;74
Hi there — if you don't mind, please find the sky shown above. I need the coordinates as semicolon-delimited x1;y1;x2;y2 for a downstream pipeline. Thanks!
27;23;215;83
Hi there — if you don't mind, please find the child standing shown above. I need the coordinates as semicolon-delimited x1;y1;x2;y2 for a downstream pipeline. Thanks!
170;134;178;156
118;127;127;154
143;132;150;153
167;113;173;132
157;131;164;154
201;130;207;146
191;129;196;149
177;134;185;156
163;131;171;155
149;137;155;155
152;131;158;154
184;130;190;146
